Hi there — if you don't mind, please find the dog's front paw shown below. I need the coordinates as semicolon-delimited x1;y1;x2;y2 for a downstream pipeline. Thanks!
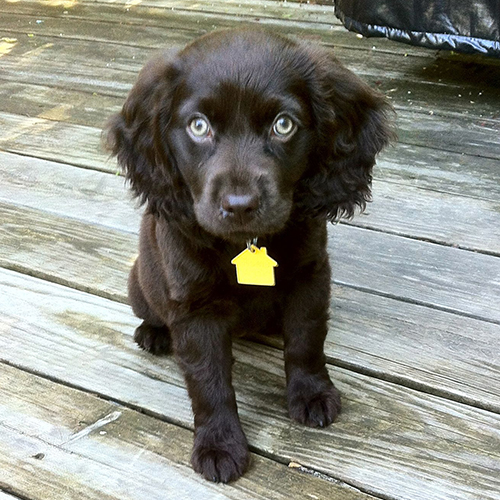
288;376;341;428
191;426;250;483
133;322;172;355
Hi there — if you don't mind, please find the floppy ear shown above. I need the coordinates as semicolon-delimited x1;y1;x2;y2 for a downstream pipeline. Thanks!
296;50;395;221
104;51;192;218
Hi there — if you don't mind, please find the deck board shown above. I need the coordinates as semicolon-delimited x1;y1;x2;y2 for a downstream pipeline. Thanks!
2;367;367;500
2;194;500;324
1;27;499;123
1;0;500;499
1;269;499;500
2;153;499;319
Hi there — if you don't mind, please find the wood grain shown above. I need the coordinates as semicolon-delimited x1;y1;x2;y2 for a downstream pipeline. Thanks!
23;0;340;25
3;194;499;326
2;164;499;322
328;284;500;410
374;143;500;201
0;152;136;231
0;112;111;170
0;0;441;58
1;366;368;500
1;86;499;201
357;179;500;255
1;269;499;500
1;2;500;499
1;30;498;132
0;201;134;300
330;224;500;323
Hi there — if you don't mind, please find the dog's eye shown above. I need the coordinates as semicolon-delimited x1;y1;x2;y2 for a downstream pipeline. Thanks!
188;117;211;139
272;115;296;138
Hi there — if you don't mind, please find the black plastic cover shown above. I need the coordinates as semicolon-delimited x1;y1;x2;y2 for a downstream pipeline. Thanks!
334;0;500;57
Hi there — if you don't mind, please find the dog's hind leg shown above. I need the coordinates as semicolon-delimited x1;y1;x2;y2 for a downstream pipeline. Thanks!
128;260;172;355
133;323;172;355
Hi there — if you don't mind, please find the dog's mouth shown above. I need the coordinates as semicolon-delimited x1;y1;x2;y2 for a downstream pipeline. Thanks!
199;216;261;241
197;216;282;244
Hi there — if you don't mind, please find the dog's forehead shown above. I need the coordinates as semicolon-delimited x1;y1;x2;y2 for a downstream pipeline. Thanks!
179;30;312;96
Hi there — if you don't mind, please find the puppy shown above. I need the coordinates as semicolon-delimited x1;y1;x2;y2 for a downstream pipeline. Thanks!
106;27;393;483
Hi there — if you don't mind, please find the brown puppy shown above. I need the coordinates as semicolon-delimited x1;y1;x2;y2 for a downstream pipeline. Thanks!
106;27;393;483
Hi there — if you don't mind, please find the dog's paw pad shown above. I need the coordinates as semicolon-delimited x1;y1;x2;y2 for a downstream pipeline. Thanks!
133;323;172;355
192;446;249;483
289;385;341;428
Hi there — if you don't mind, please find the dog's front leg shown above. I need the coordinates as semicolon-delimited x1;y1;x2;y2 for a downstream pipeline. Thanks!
172;311;249;483
283;259;341;427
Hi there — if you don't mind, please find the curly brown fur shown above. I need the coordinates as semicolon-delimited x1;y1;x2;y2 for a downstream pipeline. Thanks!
105;27;393;483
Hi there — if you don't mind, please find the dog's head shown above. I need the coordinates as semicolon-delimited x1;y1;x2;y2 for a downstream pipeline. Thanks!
106;28;394;243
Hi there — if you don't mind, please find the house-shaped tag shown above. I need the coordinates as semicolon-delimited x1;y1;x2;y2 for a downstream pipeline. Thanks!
231;246;278;286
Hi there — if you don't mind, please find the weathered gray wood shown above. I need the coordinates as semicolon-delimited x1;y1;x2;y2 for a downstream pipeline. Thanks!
0;9;203;47
0;50;135;96
0;0;431;57
2;64;499;163
0;152;137;232
1;2;499;500
0;0;438;61
2;0;497;78
376;143;500;201
1;14;499;164
332;286;500;411
0;8;344;49
395;111;500;159
3;147;500;255
1;145;500;316
2;199;500;411
0;81;123;126
357;179;500;255
2;25;499;129
2;84;500;200
35;0;340;25
330;224;500;323
1;364;367;500
0;113;111;170
0;201;134;301
1;268;499;500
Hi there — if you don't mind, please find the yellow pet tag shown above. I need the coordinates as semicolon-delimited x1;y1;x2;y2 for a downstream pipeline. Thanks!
231;244;278;286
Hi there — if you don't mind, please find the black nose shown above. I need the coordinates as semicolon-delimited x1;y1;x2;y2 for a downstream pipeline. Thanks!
221;194;259;220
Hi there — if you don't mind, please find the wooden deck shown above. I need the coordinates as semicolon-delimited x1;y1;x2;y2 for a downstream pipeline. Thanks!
1;1;500;498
